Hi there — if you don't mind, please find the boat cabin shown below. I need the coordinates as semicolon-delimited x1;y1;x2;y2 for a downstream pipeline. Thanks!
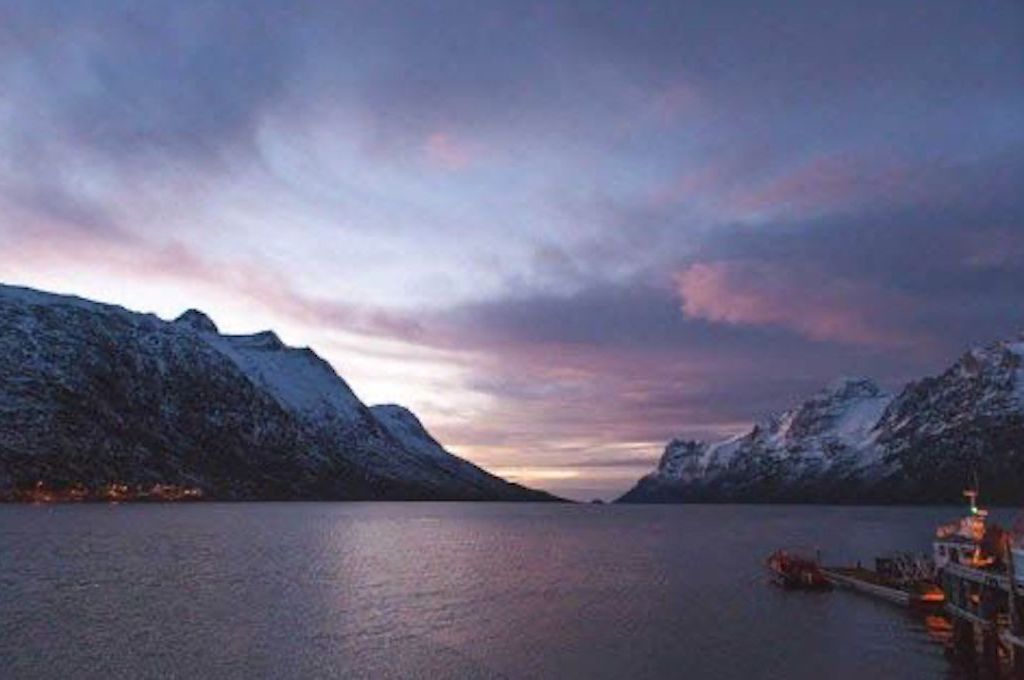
934;536;989;570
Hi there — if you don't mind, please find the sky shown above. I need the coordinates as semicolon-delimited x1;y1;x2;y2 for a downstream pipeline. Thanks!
1;1;1022;500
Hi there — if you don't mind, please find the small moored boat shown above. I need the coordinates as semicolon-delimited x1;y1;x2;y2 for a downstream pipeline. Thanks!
766;549;832;590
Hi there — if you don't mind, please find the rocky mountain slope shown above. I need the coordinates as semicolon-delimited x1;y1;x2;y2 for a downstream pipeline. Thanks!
619;340;1024;504
0;284;555;502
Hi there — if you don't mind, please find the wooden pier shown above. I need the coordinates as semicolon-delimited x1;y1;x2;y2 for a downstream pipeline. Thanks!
823;566;944;607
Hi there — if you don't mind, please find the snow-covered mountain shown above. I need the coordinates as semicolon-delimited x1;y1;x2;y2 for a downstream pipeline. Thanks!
0;284;556;502
619;341;1024;504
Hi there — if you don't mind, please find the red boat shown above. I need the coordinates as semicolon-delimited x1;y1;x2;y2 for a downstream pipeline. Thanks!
766;549;832;590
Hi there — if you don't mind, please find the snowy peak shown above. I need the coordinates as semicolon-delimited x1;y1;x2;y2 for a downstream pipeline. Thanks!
659;438;703;467
651;378;893;486
621;334;1024;504
821;376;883;400
207;331;365;424
165;310;365;426
958;341;1023;377
174;309;219;334
654;439;707;482
884;338;1024;425
778;377;890;442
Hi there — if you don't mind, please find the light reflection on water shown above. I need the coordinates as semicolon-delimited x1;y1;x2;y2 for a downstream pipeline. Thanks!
0;503;989;679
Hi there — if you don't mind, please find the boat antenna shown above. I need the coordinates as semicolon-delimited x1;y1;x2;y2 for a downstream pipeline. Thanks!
964;469;980;515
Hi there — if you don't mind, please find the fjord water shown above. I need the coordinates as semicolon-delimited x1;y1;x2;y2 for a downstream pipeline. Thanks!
0;504;982;679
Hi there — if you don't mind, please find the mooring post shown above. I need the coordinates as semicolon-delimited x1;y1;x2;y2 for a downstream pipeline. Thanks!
982;623;1001;677
976;580;1002;676
953;617;977;665
1005;538;1024;677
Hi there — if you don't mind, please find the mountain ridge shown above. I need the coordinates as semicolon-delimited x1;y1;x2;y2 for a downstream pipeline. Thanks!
618;338;1024;504
0;283;557;502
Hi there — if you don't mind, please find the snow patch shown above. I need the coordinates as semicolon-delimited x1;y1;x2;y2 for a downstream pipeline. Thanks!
203;332;365;423
371;405;448;461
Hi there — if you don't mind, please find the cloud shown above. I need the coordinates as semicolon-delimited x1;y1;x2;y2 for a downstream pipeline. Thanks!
0;226;425;342
1;2;296;166
675;261;918;348
680;149;1024;347
730;154;895;219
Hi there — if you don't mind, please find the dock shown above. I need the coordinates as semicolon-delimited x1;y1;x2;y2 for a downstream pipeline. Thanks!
823;567;910;605
939;553;1024;677
823;567;927;607
777;487;1024;677
822;558;1024;676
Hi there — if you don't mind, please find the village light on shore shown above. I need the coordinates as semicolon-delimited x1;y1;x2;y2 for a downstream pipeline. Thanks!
8;482;204;504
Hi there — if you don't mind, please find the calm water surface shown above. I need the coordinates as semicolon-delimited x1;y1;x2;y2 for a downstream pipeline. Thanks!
0;503;993;679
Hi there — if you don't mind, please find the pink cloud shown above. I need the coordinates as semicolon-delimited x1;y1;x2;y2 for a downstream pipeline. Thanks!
726;153;942;220
675;261;918;348
734;156;866;215
652;151;928;220
423;132;472;170
647;143;780;210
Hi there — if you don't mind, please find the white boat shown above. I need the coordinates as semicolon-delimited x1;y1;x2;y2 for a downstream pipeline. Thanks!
933;489;998;570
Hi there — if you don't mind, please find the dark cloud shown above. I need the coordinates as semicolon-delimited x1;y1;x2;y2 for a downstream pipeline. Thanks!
1;1;297;165
2;182;118;235
683;148;1024;352
569;456;661;470
6;1;1019;166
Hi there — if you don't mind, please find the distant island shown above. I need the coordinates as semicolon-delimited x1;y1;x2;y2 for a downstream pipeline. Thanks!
0;284;558;503
619;338;1024;505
